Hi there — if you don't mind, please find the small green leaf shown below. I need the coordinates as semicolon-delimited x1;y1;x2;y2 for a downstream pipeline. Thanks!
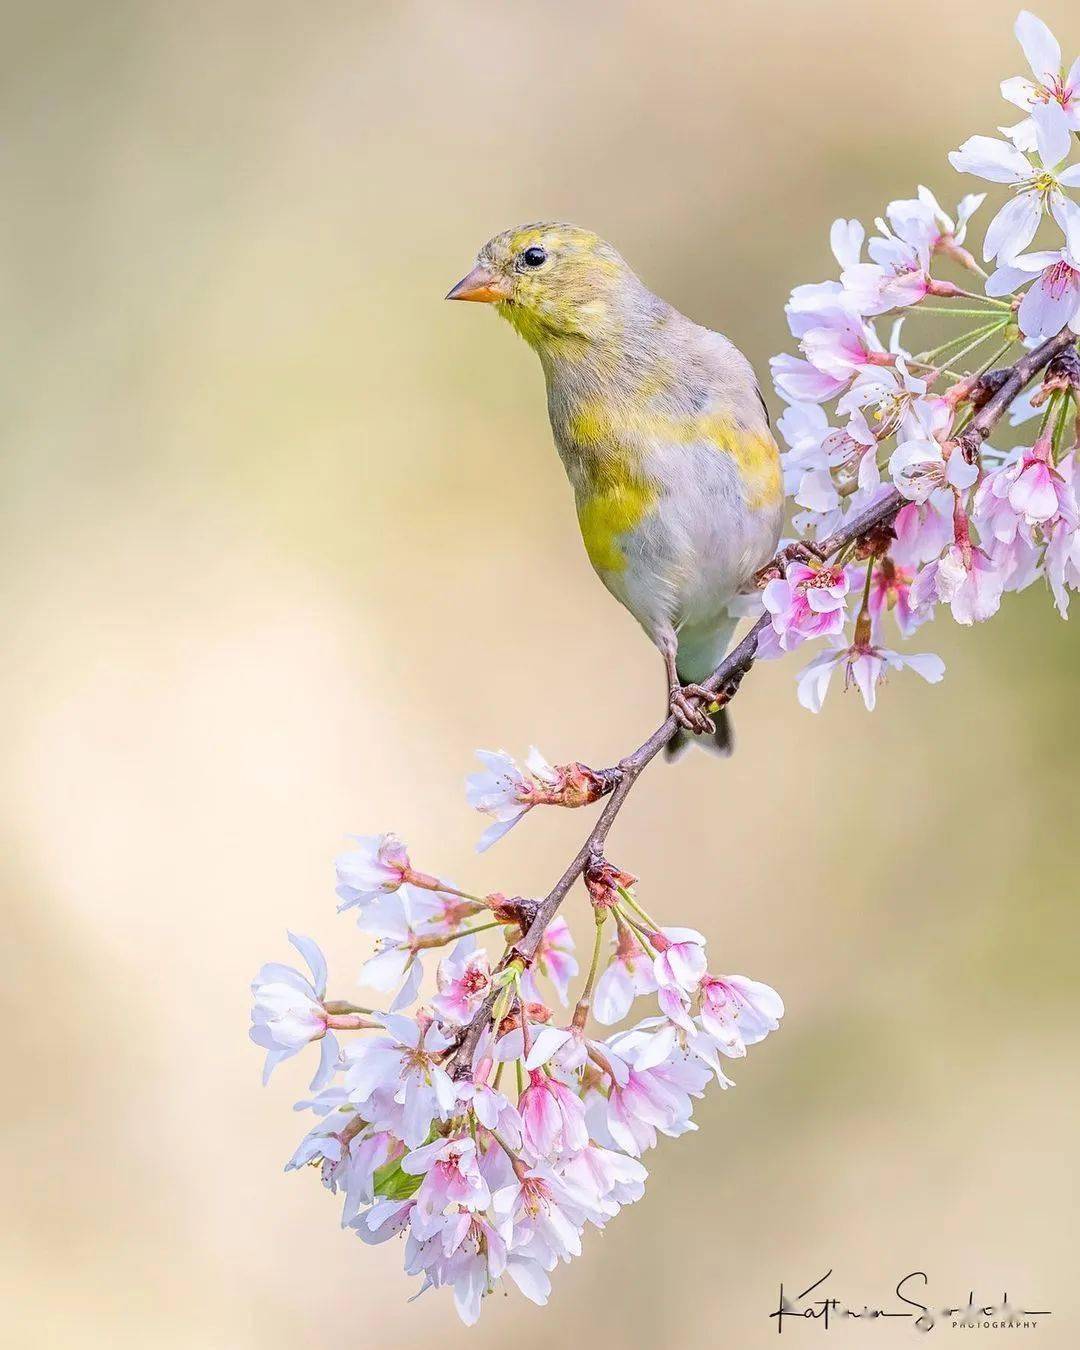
372;1155;422;1201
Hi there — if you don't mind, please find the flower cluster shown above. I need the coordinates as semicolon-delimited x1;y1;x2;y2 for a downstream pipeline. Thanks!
768;10;1080;712
252;827;782;1323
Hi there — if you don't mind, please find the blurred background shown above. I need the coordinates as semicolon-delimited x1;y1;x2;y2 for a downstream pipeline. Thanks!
3;1;1078;1345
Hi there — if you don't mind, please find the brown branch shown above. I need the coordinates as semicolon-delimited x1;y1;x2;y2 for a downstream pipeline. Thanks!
447;324;1077;1079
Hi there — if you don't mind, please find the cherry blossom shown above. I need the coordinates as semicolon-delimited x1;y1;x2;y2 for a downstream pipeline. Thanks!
356;888;430;1011
797;638;946;712
344;1014;457;1147
1000;11;1080;151
760;562;850;655
699;975;785;1058
335;832;412;911
841;232;936;314
891;498;955;568
466;747;559;851
518;1070;591;1157
949;102;1080;262
988;242;1080;340
520;915;578;1007
1046;506;1080;616
467;748;610;852
432;937;492;1025
402;1136;492;1231
593;922;659;1025
868;557;922;637
906;186;985;253
985;435;1077;529
911;545;1007;625
249;932;338;1088
889;434;978;504
650;927;708;993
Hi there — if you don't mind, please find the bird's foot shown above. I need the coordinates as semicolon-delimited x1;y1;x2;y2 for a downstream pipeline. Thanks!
756;539;826;584
669;684;717;735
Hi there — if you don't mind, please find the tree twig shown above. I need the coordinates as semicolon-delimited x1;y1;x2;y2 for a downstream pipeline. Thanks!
447;325;1077;1078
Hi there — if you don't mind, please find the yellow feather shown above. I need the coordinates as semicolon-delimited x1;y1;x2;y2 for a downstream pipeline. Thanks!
576;477;658;574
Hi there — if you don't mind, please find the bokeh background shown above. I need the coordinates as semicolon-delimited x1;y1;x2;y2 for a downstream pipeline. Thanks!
3;1;1079;1345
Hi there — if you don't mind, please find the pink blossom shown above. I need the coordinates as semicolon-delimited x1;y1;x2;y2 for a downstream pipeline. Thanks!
654;981;695;1034
356;887;434;1011
593;924;659;1026
986;530;1044;595
770;351;848;403
891;498;955;567
889;432;978;503
797;638;945;712
337;1129;405;1225
1046;512;1080;616
597;1028;711;1155
453;1077;524;1149
911;544;1008;625
650;927;708;993
868;559;922;637
950;103;1080;262
354;1198;416;1247
778;405;879;523
841;234;934;314
988;242;1080;340
518;1070;590;1157
402;1136;492;1232
600;1061;683;1157
557;1145;648;1217
344;1013;456;1147
285;1085;355;1173
886;187;985;253
402;1210;531;1325
466;746;558;851
800;317;889;380
521;915;578;1007
1000;12;1080;150
1003;437;1077;526
250;932;338;1088
431;939;492;1025
760;563;850;656
784;280;857;340
492;1167;596;1264
699;975;785;1058
335;832;411;912
974;466;1027;546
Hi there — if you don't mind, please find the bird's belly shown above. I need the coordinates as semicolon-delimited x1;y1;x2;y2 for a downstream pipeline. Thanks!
576;447;780;641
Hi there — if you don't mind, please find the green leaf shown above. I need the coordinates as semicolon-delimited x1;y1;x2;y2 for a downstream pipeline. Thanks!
372;1154;422;1202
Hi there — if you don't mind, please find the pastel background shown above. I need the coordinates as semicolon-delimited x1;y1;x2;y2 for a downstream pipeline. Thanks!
4;1;1078;1346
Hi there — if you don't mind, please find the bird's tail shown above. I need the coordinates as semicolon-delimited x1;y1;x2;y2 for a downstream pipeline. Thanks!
664;615;738;763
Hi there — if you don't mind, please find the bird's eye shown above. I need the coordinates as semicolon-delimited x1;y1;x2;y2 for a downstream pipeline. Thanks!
521;245;548;269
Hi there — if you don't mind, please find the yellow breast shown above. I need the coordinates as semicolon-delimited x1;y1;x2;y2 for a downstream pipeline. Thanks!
566;399;781;513
576;475;658;574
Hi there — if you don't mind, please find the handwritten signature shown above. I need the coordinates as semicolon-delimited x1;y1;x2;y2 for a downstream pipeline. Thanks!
770;1271;1051;1333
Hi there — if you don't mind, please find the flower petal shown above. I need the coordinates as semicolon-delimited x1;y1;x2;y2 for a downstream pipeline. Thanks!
949;135;1031;184
983;192;1042;262
1016;10;1061;84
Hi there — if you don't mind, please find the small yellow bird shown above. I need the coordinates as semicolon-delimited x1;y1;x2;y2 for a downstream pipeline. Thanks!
447;223;782;757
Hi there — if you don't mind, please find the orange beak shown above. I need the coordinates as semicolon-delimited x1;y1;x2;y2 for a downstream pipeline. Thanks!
445;264;509;304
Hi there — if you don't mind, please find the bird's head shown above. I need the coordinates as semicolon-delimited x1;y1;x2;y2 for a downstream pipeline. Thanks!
446;223;637;352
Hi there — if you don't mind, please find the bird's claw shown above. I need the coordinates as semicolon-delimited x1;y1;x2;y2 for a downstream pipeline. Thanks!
780;540;826;573
670;684;717;735
756;539;826;584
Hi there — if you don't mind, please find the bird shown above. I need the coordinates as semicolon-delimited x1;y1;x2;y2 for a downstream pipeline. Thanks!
446;223;782;758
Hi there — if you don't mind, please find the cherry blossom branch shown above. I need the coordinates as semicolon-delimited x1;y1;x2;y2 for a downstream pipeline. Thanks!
448;323;1078;1079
